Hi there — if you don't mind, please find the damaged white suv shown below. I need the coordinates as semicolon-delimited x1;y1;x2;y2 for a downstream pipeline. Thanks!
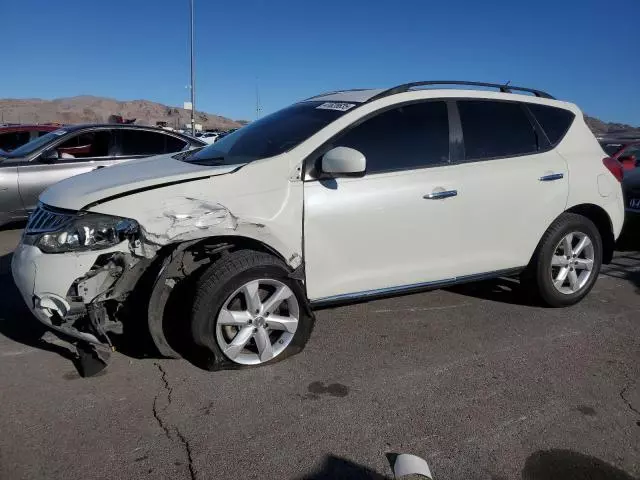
12;81;625;369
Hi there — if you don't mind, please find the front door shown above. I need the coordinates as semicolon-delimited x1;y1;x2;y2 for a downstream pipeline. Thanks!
304;100;466;301
17;129;117;212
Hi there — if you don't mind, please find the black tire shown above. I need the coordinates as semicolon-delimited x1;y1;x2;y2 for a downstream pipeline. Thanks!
190;249;314;370
521;213;602;307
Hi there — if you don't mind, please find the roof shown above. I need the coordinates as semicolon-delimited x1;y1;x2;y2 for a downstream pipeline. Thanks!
58;123;206;145
303;80;555;104
305;89;386;103
0;124;60;133
61;123;183;132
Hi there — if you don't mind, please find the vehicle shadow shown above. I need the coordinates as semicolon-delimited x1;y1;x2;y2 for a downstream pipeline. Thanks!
521;449;638;480
0;252;80;366
296;455;388;480
447;276;539;307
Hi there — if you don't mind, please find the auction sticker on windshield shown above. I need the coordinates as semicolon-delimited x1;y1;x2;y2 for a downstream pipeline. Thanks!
316;102;356;112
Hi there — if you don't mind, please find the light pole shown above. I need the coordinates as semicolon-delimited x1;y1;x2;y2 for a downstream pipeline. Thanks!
189;0;196;136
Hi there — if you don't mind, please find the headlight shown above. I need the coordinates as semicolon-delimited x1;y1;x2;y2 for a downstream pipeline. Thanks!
25;213;139;253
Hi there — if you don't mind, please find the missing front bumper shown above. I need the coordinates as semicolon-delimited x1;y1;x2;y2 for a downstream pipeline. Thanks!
12;243;150;350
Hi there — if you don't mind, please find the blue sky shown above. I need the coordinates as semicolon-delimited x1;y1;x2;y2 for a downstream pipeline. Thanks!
2;0;639;125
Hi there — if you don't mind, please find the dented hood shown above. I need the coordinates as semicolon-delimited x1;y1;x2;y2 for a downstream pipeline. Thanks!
39;154;242;211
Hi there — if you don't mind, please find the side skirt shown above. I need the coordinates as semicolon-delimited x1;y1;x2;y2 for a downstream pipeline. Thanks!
309;267;525;309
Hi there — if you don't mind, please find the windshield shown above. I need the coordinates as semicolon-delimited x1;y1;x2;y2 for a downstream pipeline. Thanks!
181;101;357;166
4;129;68;158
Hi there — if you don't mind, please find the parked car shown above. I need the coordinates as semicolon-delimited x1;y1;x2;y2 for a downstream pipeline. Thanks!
599;136;640;171
12;81;624;371
196;131;220;144
216;128;239;141
623;167;640;218
0;124;205;225
0;124;60;153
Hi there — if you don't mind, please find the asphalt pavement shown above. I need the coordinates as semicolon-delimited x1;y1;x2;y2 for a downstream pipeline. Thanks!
0;224;639;480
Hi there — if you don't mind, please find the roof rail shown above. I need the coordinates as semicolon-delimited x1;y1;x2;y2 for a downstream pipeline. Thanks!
368;80;555;102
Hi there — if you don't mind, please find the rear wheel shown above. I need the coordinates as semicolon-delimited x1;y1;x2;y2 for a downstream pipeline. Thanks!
191;250;314;369
522;213;602;307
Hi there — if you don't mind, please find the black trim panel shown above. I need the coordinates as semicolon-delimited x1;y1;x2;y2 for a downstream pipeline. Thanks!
309;267;524;309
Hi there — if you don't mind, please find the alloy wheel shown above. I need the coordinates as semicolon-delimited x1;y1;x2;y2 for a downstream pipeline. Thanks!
550;231;595;295
215;279;299;365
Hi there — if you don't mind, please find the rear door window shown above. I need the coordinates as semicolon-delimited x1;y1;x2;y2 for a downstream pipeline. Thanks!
527;103;575;146
118;130;175;156
333;101;450;173
458;100;539;161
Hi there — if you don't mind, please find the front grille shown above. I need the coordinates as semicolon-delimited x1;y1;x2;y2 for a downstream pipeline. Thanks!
25;205;75;234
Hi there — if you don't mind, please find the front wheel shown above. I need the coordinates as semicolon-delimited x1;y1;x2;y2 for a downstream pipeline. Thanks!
191;250;314;369
522;213;602;307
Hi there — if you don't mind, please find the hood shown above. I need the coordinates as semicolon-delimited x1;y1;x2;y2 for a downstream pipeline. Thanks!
40;153;243;210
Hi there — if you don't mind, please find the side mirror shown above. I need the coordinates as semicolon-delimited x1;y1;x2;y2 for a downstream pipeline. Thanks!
321;147;366;175
39;149;59;163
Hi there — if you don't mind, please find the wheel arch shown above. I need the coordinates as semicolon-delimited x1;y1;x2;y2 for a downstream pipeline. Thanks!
564;203;615;264
146;234;305;358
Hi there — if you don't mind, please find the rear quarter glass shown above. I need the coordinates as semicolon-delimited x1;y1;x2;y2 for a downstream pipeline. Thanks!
527;103;575;146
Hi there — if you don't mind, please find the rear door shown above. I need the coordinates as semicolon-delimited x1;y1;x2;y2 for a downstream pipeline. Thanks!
448;99;570;275
17;129;116;211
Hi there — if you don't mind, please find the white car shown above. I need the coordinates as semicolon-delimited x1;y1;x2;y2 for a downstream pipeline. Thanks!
12;81;625;369
196;132;220;144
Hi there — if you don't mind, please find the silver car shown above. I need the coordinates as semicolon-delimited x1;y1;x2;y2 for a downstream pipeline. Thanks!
0;124;205;226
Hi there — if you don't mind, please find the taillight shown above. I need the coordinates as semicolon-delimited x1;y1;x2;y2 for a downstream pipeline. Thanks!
603;157;624;182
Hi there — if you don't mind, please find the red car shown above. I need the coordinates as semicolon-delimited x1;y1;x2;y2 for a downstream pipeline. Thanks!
0;124;61;153
599;136;640;171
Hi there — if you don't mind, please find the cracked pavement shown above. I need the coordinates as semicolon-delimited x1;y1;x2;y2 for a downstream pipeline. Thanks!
0;224;639;480
153;362;197;480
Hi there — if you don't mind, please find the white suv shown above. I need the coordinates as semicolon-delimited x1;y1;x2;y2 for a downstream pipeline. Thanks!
12;81;625;369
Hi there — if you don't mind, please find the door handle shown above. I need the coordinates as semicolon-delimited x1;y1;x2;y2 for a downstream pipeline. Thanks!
424;189;457;200
539;173;564;182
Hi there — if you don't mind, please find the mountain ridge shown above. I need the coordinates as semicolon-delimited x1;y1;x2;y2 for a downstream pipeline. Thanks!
0;95;246;131
0;95;638;136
